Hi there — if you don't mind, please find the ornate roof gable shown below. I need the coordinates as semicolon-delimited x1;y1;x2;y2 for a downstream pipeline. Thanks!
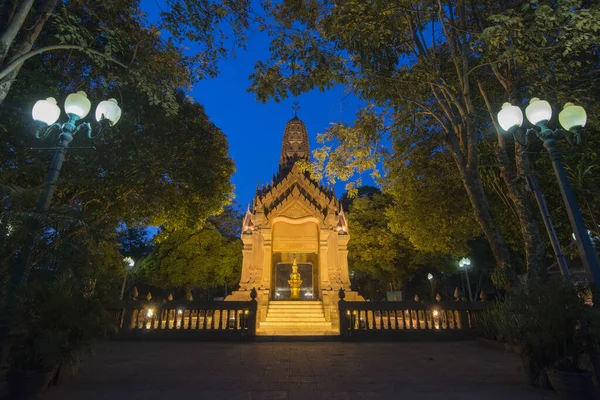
254;163;338;221
244;115;342;230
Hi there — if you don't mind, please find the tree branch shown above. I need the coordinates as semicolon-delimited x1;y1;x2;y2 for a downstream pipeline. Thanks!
0;0;35;61
0;44;128;81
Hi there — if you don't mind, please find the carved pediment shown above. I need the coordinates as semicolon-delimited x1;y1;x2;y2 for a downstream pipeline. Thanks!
274;200;316;220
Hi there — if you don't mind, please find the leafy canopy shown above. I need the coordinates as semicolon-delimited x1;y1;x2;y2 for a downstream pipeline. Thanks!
346;188;455;296
141;223;242;291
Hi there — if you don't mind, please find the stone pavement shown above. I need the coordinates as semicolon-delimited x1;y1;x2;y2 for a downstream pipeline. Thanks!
42;340;557;400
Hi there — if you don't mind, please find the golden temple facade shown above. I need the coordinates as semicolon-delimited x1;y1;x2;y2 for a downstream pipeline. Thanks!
227;116;362;335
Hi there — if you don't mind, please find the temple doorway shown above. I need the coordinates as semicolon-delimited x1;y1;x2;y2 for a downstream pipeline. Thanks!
271;252;319;300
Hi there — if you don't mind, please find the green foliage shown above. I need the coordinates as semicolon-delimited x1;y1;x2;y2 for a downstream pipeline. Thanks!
117;227;153;261
0;0;240;312
141;223;242;292
0;185;126;302
346;188;455;298
348;192;416;291
1;88;235;230
0;0;252;111
312;107;386;196
251;0;600;282
480;0;600;94
481;279;596;384
9;278;113;372
208;204;244;239
386;140;481;254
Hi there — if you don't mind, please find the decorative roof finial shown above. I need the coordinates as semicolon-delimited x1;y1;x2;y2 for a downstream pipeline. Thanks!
337;204;349;234
292;99;300;117
242;205;255;234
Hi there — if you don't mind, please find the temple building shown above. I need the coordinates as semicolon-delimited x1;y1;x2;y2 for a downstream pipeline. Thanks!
227;115;363;335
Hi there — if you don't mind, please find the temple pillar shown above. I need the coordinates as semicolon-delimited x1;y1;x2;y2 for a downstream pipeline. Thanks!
238;233;253;286
319;230;332;290
337;234;352;289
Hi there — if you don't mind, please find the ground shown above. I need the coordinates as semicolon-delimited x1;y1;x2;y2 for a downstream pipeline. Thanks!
42;340;556;400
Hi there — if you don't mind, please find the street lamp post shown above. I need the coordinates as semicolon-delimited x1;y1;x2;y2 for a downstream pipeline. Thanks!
120;257;135;300
497;99;600;296
30;92;122;214
0;91;122;373
459;258;473;301
12;92;122;283
427;273;434;300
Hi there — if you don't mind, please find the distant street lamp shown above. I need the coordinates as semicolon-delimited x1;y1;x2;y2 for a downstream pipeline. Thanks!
497;99;600;296
427;273;434;300
120;257;135;300
458;258;473;301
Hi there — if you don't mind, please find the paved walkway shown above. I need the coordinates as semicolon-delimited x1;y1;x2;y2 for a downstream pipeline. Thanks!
42;340;556;400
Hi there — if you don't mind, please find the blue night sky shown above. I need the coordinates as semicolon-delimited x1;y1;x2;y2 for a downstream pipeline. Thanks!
141;1;367;210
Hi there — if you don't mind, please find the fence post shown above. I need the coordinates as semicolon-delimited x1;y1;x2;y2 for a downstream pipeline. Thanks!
338;288;349;339
458;302;470;330
121;300;135;332
246;288;258;340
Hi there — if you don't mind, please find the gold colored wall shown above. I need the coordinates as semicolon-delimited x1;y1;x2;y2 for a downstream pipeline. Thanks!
272;221;319;253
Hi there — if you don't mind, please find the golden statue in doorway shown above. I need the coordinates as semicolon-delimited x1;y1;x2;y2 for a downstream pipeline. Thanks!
287;255;303;299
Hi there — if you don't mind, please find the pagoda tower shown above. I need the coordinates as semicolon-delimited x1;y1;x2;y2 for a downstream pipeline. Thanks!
227;115;362;335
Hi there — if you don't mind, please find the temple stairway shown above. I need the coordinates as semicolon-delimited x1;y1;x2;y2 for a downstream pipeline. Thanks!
256;300;339;336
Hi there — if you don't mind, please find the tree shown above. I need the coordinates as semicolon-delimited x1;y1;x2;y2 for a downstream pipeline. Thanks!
1;85;235;230
208;203;244;240
117;227;153;261
0;0;251;108
478;0;600;264
0;184;125;301
345;188;454;299
141;223;242;298
0;0;241;307
250;0;600;287
386;134;481;254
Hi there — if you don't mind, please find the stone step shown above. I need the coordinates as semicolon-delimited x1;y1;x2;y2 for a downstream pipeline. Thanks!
265;317;327;322
259;300;335;336
256;329;339;336
259;321;333;327
266;313;326;318
267;306;323;312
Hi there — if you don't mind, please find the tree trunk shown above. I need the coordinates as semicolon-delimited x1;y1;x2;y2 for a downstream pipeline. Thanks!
184;285;193;301
508;146;547;284
0;0;36;61
0;0;58;105
479;80;547;285
457;163;517;287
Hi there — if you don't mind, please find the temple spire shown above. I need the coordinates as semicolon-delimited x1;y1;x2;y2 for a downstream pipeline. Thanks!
280;110;309;166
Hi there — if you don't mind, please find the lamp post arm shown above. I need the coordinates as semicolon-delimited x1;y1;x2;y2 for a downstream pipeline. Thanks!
89;119;109;139
509;126;531;147
75;121;92;138
542;136;600;301
35;122;61;140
